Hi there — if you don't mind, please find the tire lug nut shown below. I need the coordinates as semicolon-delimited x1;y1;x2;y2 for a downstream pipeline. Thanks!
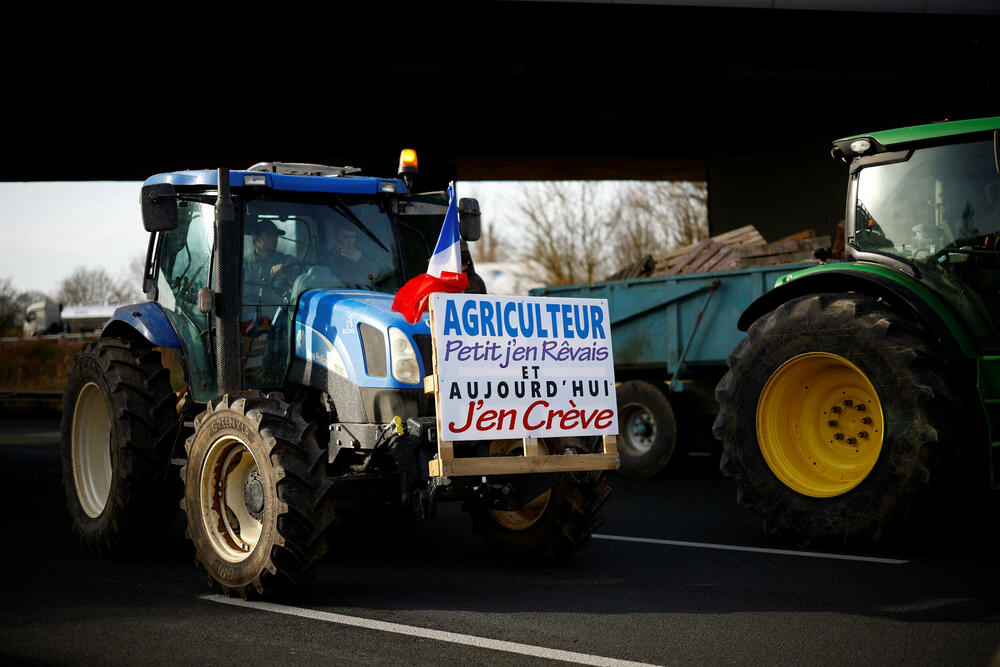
855;403;866;411
833;433;845;440
828;420;838;427
831;406;841;414
861;417;872;425
858;431;869;439
842;399;853;407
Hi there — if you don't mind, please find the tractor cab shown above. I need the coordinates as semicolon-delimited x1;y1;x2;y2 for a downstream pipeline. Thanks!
835;119;1000;343
139;155;473;401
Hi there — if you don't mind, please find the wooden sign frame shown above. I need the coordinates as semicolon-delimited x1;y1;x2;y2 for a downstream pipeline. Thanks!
425;299;620;478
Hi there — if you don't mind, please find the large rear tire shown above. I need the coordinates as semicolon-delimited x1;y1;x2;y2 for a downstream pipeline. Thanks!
466;438;612;563
616;380;677;478
181;393;333;598
713;293;952;544
60;338;178;554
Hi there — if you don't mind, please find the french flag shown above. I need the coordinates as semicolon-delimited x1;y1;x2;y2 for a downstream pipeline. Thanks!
391;184;469;323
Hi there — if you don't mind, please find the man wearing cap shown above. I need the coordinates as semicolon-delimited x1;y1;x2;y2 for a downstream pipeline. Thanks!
243;218;298;317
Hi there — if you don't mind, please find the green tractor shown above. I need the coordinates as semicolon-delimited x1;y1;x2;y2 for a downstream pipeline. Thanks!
713;117;1000;543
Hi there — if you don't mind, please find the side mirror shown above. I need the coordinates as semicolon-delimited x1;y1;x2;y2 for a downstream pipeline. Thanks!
141;183;178;232
458;197;481;242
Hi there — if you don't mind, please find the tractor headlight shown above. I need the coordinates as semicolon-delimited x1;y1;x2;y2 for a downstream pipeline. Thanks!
388;327;421;385
849;139;872;155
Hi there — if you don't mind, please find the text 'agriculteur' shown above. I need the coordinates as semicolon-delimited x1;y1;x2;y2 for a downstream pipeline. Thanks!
431;294;618;441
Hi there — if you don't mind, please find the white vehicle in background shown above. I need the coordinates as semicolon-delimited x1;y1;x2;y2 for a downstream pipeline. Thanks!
476;262;546;295
60;304;121;333
23;302;123;336
23;301;62;336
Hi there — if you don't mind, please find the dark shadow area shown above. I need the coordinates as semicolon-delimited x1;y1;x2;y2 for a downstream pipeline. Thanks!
1;415;997;665
5;3;998;247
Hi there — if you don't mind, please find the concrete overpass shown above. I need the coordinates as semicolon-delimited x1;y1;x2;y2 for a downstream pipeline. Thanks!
6;1;998;241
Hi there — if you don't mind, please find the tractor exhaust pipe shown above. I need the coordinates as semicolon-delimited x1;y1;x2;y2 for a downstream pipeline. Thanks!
214;167;243;394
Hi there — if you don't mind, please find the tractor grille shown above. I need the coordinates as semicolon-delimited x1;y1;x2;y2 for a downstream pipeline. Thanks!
359;323;387;378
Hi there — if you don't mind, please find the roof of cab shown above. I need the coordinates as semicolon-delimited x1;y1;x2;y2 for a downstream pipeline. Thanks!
836;116;1000;148
143;169;407;195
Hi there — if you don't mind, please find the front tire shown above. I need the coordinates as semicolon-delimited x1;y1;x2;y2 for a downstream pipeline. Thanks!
181;393;332;598
713;293;951;544
60;338;178;554
466;438;612;563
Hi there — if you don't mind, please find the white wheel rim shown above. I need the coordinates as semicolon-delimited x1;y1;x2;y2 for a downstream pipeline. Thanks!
200;435;263;562
71;382;112;518
621;403;657;456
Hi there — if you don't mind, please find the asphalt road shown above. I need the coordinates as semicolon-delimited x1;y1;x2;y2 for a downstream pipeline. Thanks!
2;415;998;666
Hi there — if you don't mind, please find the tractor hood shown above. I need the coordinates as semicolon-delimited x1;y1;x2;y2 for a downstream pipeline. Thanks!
293;289;432;389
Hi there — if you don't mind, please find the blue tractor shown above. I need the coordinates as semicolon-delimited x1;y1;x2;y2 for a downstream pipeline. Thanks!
60;154;612;597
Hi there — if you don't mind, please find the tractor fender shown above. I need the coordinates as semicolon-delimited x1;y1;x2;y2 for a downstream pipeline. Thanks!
737;265;979;365
102;302;182;349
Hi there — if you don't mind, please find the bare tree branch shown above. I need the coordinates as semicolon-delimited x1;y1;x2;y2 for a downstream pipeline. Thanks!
0;278;23;333
512;182;620;286
56;267;134;306
609;181;708;271
473;222;509;263
0;278;49;335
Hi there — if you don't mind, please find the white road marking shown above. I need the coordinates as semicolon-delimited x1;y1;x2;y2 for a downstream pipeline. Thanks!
203;595;661;666
593;534;909;564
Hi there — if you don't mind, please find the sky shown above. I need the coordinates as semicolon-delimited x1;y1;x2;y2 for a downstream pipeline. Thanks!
0;180;525;299
0;181;149;297
0;179;634;299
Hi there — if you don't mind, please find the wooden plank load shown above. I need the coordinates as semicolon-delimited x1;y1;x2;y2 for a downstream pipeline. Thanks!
605;225;834;281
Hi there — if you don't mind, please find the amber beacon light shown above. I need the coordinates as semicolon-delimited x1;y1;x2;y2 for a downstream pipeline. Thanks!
398;149;418;175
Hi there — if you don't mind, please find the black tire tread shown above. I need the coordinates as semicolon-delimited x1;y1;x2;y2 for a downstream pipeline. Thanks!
615;380;677;478
467;438;612;563
60;337;178;555
181;392;335;599
713;292;954;544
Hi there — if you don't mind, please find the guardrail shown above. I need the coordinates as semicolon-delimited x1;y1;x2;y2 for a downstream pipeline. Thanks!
1;332;100;343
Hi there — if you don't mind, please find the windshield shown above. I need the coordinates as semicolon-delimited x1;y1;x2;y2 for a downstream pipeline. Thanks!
854;137;1000;340
242;194;405;314
854;138;1000;261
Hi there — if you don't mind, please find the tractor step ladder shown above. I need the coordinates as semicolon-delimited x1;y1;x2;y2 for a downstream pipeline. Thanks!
979;356;1000;489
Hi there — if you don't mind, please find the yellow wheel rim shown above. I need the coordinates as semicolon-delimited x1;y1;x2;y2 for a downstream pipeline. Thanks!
756;352;884;498
487;439;551;531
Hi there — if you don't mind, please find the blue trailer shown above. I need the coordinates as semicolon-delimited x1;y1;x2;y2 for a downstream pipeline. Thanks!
531;261;818;477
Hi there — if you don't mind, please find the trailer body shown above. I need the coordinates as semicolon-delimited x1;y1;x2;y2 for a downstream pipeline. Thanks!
531;261;818;475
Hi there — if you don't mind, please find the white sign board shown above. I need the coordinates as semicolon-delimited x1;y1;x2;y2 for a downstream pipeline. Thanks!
431;293;618;442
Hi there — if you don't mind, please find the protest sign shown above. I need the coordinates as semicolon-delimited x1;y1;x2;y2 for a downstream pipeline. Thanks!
430;293;618;442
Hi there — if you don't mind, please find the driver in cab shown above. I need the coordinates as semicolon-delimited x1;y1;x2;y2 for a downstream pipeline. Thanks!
243;218;298;323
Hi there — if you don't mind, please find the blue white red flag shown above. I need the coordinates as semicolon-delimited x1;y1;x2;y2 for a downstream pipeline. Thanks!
391;184;469;323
